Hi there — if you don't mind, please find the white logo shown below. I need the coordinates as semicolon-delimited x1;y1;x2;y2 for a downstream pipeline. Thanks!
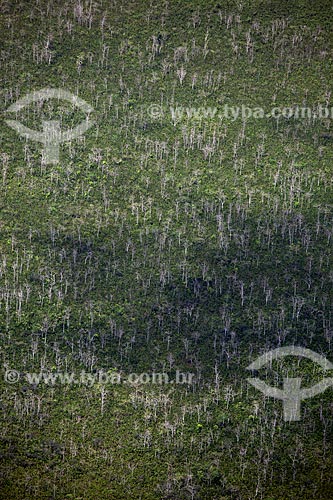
246;346;333;421
5;88;94;164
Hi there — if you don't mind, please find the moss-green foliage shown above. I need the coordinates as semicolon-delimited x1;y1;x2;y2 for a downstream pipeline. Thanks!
0;0;332;498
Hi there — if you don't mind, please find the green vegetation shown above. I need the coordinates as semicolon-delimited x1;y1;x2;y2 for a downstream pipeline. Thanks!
0;0;332;498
